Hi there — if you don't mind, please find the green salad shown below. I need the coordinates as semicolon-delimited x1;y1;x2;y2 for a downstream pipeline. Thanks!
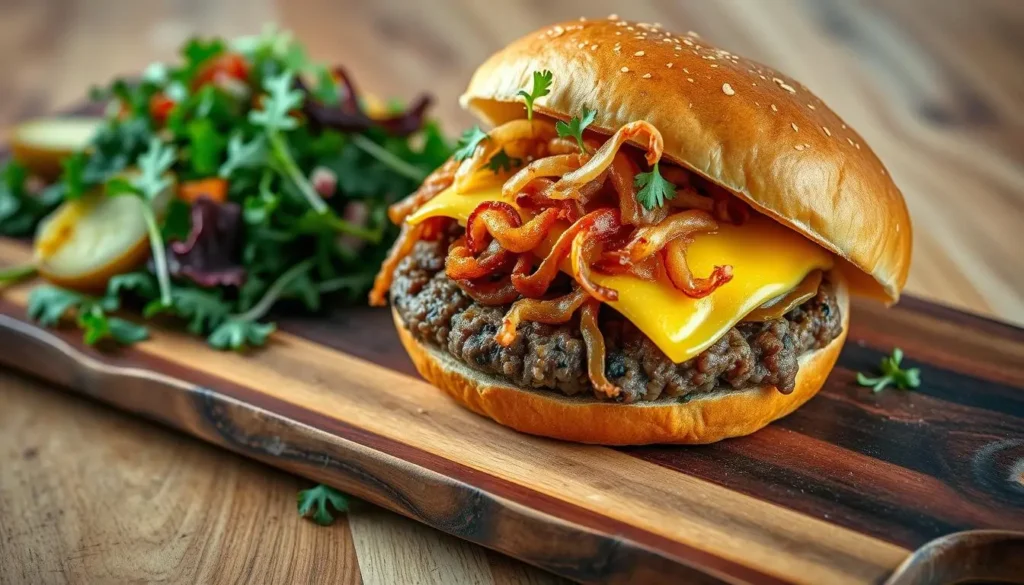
0;28;452;349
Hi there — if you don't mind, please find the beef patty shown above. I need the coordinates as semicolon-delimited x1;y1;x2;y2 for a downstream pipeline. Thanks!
391;236;842;403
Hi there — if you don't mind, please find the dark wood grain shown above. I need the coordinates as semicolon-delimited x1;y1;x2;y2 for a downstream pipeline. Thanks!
1;245;1023;583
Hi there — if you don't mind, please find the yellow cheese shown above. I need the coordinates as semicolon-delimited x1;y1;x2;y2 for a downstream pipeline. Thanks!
406;183;834;363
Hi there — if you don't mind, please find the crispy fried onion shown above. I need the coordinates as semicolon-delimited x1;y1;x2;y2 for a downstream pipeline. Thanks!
608;209;719;264
495;287;588;347
663;238;734;298
370;221;423;306
546;121;664;200
580;299;620;399
511;208;621;298
388;159;459;224
465;201;559;254
514;178;585;223
502;153;588;200
445;237;515;281
455;119;557;190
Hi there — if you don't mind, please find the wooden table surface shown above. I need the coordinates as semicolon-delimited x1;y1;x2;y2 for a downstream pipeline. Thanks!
1;0;1021;583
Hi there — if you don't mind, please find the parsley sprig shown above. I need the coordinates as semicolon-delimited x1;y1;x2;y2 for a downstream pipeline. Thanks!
28;286;148;345
454;126;489;162
556;108;596;154
635;162;676;210
517;70;553;122
297;483;349;526
857;348;921;392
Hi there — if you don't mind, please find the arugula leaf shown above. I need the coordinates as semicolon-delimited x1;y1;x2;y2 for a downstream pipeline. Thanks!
856;348;921;393
185;119;227;176
133;138;177;201
297;484;349;526
453;125;489;162
250;71;303;132
555;108;596;153
220;134;267;178
517;70;553;122
61;153;88;200
634;162;676;210
107;272;158;299
27;286;85;327
146;287;231;335
485;149;521;173
28;285;146;346
207;319;276;351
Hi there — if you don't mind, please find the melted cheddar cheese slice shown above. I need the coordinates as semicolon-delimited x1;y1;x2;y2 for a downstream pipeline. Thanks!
407;182;834;363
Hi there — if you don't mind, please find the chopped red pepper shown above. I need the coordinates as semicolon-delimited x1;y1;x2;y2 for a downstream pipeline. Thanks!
148;93;176;125
193;53;250;89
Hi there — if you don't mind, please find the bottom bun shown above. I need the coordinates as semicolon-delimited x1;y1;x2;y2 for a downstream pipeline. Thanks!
394;274;849;445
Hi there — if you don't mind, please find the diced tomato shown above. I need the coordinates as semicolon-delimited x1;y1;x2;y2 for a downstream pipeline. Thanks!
193;53;250;89
148;93;176;125
178;178;228;204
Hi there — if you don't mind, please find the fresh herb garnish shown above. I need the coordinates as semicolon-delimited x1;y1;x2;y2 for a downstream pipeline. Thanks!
27;285;148;345
453;125;489;162
555;108;597;154
517;70;553;122
0;263;37;285
635;162;676;210
485;149;522;173
297;484;349;526
856;348;921;392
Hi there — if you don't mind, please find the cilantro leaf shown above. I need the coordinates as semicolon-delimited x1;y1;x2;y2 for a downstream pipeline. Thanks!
297;484;349;526
220;134;267;178
250;72;303;132
453;126;489;162
207;319;276;351
517;70;553;122
555;108;596;153
856;347;921;393
485;149;521;173
634;162;676;210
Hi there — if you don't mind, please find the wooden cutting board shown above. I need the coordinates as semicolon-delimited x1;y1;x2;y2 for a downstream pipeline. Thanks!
0;233;1022;585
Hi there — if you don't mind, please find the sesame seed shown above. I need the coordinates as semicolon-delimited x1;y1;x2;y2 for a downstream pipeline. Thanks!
722;83;735;95
621;66;630;73
663;38;673;43
847;137;855;146
688;30;701;38
578;42;586;49
549;25;565;37
791;123;799;132
841;124;847;129
794;144;805;151
675;45;683;51
855;142;861;149
609;13;619;20
705;55;717;60
771;104;778;112
823;126;831;136
687;78;694;83
808;104;816;110
754;101;760;106
710;64;719;68
590;44;598;50
615;31;622;36
666;62;674;68
626;26;634;31
635;50;645;56
683;38;694;47
683;67;690;73
642;73;652;79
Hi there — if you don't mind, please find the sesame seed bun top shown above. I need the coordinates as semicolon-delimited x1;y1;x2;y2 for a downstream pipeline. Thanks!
460;16;912;303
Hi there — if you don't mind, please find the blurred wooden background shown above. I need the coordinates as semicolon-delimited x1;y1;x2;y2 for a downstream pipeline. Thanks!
1;0;1022;583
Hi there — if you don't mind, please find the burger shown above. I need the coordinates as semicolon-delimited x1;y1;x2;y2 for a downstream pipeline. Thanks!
370;16;912;445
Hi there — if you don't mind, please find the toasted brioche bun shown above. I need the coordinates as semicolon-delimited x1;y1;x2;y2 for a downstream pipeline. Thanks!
461;17;911;303
395;274;849;445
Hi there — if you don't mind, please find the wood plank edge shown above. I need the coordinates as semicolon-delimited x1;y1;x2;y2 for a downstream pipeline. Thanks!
0;313;795;585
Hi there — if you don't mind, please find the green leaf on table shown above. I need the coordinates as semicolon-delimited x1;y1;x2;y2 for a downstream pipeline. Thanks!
297;484;349;526
856;347;922;393
207;319;276;351
107;272;159;300
27;286;85;327
146;287;231;335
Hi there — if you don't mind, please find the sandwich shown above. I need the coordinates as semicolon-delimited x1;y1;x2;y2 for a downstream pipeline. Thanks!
370;16;912;445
